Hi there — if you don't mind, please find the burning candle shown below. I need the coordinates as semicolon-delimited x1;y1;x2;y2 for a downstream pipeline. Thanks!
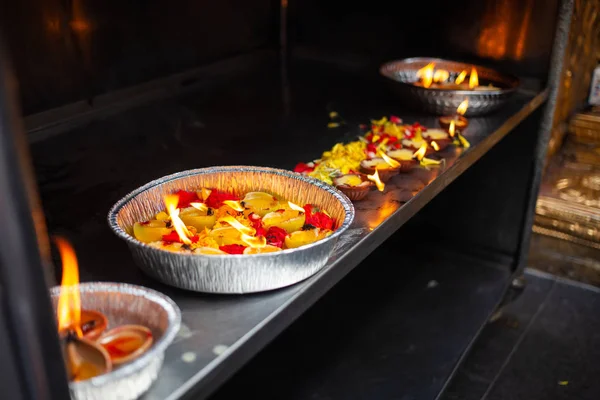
54;237;154;382
438;98;469;131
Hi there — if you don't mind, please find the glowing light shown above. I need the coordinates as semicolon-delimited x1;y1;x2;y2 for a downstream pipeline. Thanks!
55;237;82;337
164;194;192;244
380;152;401;168
469;67;479;89
413;143;428;160
416;62;435;88
367;170;385;192
241;233;267;248
457;99;469;116
220;216;256;236
190;202;208;212
223;200;244;212
433;69;450;83
431;141;440;151
288;201;306;212
455;70;467;85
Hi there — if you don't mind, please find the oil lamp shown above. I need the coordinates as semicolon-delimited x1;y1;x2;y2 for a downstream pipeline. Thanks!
439;99;469;131
54;237;154;382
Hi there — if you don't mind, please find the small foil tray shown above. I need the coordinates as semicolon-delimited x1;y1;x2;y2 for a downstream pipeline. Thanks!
50;282;181;400
108;166;355;294
380;57;520;116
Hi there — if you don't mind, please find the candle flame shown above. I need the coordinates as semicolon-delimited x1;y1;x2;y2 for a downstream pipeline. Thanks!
367;169;385;192
221;215;256;236
458;133;471;148
433;69;449;83
199;188;212;201
55;237;82;337
413;142;428;161
449;120;456;138
457;99;469;116
455;70;467;85
241;233;267;248
223;200;245;212
380;152;401;168
469;67;479;89
288;201;306;212
431;141;440;151
416;62;435;88
190;202;208;212
164;194;192;244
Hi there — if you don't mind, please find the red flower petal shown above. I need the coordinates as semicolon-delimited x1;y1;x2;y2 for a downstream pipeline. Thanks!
219;244;247;254
175;190;200;208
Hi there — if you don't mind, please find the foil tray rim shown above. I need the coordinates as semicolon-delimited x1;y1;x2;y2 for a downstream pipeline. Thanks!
107;165;355;259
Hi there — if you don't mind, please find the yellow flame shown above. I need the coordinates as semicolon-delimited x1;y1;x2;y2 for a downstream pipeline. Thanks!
164;194;192;244
199;188;212;201
367;169;385;192
458;133;471;148
223;200;245;212
55;237;82;337
433;69;450;83
412;142;428;161
288;201;306;212
431;141;440;151
457;99;469;116
380;152;401;168
469;67;479;89
241;233;267;248
416;62;435;88
221;215;256;236
455;70;467;85
420;157;443;166
190;202;208;212
449;120;456;138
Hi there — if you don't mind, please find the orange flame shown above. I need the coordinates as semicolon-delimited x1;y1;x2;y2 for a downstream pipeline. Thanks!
380;152;401;168
431;141;440;151
413;142;428;161
455;70;467;85
416;62;435;88
449;120;456;138
199;188;212;201
55;237;82;337
190;202;208;212
164;194;192;244
241;233;267;248
221;216;256;236
288;201;306;212
469;68;479;89
223;200;245;212
457;99;469;116
367;170;385;192
433;69;450;83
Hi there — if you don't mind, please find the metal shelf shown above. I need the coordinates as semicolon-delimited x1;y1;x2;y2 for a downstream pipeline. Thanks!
210;243;512;400
31;60;547;399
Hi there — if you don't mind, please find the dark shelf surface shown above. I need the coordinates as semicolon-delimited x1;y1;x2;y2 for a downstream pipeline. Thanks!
442;268;600;400
31;59;546;399
208;242;510;400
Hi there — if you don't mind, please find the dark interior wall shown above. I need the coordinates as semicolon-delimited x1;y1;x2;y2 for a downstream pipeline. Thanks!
289;0;559;80
0;0;278;116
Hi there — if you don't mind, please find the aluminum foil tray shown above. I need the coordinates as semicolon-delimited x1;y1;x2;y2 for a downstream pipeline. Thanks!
50;282;181;400
108;166;355;294
380;57;519;116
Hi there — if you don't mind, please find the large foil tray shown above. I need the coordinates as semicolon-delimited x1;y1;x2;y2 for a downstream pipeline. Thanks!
108;166;355;294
